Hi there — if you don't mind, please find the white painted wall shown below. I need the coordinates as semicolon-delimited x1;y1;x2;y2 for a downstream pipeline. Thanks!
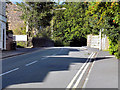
0;1;6;50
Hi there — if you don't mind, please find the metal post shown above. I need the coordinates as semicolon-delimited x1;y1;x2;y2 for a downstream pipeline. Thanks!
99;29;102;51
26;21;28;47
51;10;53;38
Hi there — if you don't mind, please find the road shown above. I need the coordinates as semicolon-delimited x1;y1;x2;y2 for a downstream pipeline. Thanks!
0;47;118;89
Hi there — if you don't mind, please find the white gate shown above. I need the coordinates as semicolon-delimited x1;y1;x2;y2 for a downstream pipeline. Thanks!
91;35;100;49
87;34;109;50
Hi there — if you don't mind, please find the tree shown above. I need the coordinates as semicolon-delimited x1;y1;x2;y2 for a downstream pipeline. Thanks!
16;2;55;37
53;2;88;46
16;2;55;47
85;1;120;58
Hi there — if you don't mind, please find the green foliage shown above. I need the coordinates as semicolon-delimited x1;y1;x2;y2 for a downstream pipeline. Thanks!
6;30;13;35
109;40;118;55
35;26;51;39
14;27;26;35
54;39;64;47
16;2;120;58
85;2;120;58
53;2;120;57
117;40;120;59
16;2;55;37
17;41;27;48
53;2;88;46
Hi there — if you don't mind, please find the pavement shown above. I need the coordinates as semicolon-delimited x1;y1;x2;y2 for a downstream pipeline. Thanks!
83;47;118;89
0;47;119;89
2;47;43;59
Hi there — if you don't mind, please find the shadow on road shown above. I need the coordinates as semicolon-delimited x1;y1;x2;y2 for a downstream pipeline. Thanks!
2;48;113;89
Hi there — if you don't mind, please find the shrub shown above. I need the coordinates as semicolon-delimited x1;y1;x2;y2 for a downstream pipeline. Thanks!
32;37;54;47
17;41;27;48
35;26;51;39
109;39;120;59
14;27;26;35
109;40;118;55
117;40;120;59
63;41;70;46
54;39;64;47
70;37;87;47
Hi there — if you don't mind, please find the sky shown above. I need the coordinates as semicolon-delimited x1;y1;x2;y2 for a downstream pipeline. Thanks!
9;0;63;3
9;0;63;4
10;0;23;2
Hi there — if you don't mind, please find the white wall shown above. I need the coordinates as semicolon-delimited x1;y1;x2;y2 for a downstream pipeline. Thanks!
0;1;6;50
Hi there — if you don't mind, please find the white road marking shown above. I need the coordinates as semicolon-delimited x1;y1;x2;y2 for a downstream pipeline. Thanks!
1;48;64;77
105;56;115;58
0;68;19;77
41;57;49;60
82;53;98;88
25;61;38;66
72;52;96;88
66;52;94;89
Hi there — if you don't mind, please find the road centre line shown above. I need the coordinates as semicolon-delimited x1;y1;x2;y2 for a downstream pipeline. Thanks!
72;52;96;88
25;60;38;66
66;52;94;89
82;52;98;88
1;48;63;77
0;68;19;77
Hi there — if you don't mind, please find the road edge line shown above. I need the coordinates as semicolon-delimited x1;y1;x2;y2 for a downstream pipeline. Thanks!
82;52;98;88
66;52;94;89
72;52;96;88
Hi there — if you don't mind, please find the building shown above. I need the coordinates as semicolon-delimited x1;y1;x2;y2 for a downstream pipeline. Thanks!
0;1;6;50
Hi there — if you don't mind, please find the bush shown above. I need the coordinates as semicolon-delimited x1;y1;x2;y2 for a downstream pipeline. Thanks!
63;41;70;46
109;40;118;55
117;40;120;59
115;51;120;59
35;26;51;39
6;30;13;35
109;39;120;59
17;41;27;48
13;26;26;35
54;39;64;47
32;37;54;47
70;37;87;47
